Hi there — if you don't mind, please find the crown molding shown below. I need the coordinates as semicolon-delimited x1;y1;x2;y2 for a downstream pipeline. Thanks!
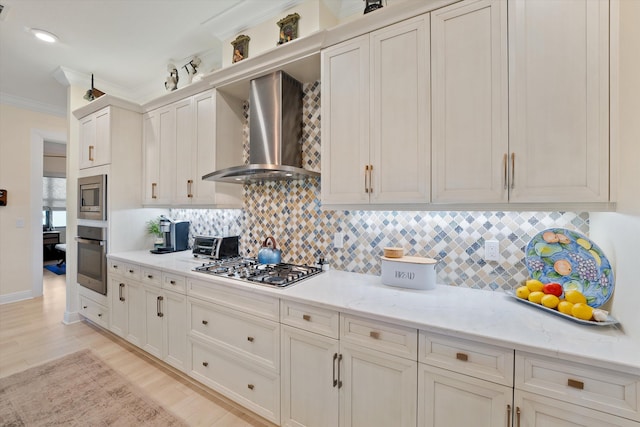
0;92;66;117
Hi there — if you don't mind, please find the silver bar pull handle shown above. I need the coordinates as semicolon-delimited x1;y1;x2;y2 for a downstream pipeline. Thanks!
119;283;125;302
157;296;164;317
332;353;338;387
503;153;508;190
337;353;343;388
510;152;515;190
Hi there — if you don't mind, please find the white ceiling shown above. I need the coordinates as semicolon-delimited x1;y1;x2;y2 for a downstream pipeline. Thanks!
0;0;359;117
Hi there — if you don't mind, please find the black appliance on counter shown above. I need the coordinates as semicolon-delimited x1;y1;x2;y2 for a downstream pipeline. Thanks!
192;236;239;259
193;257;322;288
150;216;189;254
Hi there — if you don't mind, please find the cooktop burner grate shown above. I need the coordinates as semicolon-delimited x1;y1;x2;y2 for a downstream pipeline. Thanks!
193;257;322;287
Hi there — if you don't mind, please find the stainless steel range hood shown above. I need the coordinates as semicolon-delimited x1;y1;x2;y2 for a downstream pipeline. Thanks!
203;71;320;184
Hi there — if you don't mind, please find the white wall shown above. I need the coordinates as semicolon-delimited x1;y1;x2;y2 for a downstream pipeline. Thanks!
0;104;66;302
222;0;338;67
590;0;640;340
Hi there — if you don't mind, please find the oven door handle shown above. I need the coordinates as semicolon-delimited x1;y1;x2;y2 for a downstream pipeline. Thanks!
75;237;105;246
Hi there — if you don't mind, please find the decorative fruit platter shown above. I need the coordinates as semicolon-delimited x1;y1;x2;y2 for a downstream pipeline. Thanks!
506;291;618;326
524;228;614;308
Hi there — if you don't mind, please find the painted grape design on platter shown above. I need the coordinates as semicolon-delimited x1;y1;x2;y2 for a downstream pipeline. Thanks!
567;253;599;282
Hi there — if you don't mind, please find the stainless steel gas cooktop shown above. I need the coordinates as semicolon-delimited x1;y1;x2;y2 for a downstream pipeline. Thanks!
193;257;323;288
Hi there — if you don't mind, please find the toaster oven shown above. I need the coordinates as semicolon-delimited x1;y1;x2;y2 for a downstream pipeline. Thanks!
192;236;239;259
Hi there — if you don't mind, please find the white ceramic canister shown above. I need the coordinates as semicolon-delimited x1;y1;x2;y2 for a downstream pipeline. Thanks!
380;256;438;290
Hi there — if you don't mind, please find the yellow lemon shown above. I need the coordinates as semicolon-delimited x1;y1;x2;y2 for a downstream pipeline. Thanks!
571;303;594;321
564;289;587;305
515;286;530;299
576;238;592;250
589;249;602;266
528;291;545;304
525;279;544;292
541;294;560;309
558;301;574;315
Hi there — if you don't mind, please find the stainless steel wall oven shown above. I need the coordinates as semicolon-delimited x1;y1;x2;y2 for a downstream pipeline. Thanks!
76;225;107;295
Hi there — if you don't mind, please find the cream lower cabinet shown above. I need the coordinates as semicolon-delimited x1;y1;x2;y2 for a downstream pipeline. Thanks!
108;276;144;347
281;303;418;427
141;285;187;372
321;13;430;207
514;392;638;427
187;278;281;424
514;352;640;426
419;364;512;427
418;331;514;427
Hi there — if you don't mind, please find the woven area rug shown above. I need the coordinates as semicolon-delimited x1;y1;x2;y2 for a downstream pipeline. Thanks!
0;349;187;426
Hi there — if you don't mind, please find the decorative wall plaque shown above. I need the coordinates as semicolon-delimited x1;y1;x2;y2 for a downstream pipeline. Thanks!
231;34;250;63
277;13;300;45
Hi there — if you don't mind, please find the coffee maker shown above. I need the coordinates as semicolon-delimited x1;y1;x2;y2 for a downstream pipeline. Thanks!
150;216;190;254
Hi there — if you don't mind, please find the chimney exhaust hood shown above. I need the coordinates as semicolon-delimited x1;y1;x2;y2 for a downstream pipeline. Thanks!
202;71;319;184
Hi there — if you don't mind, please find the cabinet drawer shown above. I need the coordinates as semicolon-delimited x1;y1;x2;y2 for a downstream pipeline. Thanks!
140;267;162;287
189;299;279;372
79;296;109;329
419;331;514;387
162;272;186;293
340;314;417;360
516;352;640;421
280;300;339;338
190;341;280;424
108;260;140;280
187;278;279;321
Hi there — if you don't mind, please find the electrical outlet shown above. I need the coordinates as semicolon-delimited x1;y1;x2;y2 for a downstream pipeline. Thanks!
485;239;500;261
334;232;344;249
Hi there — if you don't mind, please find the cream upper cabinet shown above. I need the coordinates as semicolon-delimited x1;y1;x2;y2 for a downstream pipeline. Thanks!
321;35;370;205
431;0;508;203
322;13;430;207
142;105;175;205
79;107;111;169
142;89;242;207
508;0;610;203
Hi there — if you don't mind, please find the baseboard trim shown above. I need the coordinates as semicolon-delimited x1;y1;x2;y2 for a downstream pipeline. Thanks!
63;310;81;324
0;290;33;305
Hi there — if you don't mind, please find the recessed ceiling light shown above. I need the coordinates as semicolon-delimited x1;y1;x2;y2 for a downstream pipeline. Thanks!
31;28;58;43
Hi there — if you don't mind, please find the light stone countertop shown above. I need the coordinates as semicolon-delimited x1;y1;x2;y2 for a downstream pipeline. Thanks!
109;250;640;375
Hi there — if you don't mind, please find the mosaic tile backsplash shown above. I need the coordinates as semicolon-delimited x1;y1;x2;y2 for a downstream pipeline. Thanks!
172;82;590;292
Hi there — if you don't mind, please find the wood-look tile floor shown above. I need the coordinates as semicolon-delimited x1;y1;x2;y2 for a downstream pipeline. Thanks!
0;268;276;427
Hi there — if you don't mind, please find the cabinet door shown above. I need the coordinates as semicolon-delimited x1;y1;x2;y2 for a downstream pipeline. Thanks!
431;0;508;203
142;110;160;204
281;326;339;427
79;114;96;169
93;107;111;167
508;0;609;203
340;343;417;427
418;364;511;427
174;98;195;205
163;290;187;371
142;285;163;358
321;35;370;205
109;277;127;338
126;280;144;347
192;90;217;204
515;391;638;427
370;14;430;205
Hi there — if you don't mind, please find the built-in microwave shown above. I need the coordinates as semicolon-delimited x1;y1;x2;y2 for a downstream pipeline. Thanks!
78;174;106;220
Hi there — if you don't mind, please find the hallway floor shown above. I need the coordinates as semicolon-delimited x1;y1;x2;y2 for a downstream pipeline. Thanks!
0;269;275;427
